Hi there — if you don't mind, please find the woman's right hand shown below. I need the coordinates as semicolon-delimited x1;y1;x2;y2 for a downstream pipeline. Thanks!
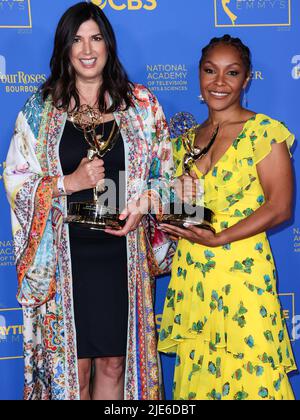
64;157;105;194
173;172;202;204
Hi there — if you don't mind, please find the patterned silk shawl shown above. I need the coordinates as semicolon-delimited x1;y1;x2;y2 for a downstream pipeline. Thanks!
4;84;174;400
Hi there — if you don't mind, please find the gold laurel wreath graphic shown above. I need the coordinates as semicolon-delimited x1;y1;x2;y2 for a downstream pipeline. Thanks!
222;0;238;25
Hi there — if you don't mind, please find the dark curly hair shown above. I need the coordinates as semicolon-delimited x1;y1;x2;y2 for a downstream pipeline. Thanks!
42;2;132;112
199;34;252;76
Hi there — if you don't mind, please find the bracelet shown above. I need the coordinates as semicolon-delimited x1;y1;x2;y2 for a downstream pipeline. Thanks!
57;176;68;196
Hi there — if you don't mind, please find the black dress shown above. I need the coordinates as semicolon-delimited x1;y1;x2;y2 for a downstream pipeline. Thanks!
59;119;128;359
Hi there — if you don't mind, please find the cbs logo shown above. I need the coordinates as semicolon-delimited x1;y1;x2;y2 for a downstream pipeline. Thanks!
91;0;157;11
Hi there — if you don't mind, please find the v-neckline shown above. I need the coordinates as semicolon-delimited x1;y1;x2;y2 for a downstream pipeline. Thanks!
192;113;258;177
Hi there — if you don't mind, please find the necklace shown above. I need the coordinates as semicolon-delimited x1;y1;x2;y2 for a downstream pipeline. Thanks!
194;125;219;161
67;104;120;158
183;125;219;174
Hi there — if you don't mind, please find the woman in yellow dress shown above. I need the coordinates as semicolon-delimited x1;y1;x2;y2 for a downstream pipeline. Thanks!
158;35;296;400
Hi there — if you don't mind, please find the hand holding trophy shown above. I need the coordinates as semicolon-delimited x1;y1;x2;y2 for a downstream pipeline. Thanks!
65;105;126;230
158;112;216;232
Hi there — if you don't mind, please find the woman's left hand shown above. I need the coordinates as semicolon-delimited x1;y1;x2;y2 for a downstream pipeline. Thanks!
105;198;149;237
159;223;224;248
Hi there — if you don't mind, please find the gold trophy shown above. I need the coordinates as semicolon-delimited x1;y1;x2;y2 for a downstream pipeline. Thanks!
65;105;125;230
159;112;216;232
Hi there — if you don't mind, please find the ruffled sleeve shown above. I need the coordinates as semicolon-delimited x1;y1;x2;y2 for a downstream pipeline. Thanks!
252;118;295;165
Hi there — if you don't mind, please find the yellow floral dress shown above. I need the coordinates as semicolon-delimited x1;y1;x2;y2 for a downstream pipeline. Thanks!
158;114;297;400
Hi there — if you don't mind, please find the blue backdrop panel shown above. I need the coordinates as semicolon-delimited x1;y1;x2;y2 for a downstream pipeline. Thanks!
0;0;299;400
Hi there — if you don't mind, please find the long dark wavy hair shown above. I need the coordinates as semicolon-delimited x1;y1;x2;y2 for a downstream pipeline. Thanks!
42;2;133;112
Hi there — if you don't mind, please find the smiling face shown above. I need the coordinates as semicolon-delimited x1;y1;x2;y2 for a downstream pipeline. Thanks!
70;19;108;84
200;43;250;112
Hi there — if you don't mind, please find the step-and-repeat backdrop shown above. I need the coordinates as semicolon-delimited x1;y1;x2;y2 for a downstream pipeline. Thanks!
0;0;299;400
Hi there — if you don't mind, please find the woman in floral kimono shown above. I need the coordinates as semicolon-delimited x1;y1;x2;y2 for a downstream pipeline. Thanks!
4;2;173;400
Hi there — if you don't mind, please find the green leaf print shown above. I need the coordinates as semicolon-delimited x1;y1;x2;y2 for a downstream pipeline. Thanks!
264;330;274;342
159;329;169;341
232;369;243;381
245;336;255;349
188;392;197;400
207;389;222;401
216;357;222;378
260;306;268;318
273;374;284;392
257;195;264;205
243;208;254;217
196;282;204;301
250;131;258;141
222;383;230;397
277;348;283;364
278;330;284;343
260;119;271;126
174;314;181;325
230;258;254;274
258;387;269;399
192;321;204;333
215;333;221;345
222;171;233;182
243;362;254;375
233;353;245;360
195;259;216;278
218;297;224;312
234;389;249;401
233;138;241;149
208;362;217;376
255;243;264;254
232;261;244;271
177;267;187;280
186;252;194;266
188;364;201;381
233;302;248;328
167;298;175;309
223;285;231;296
233;209;244;217
212;167;218;177
166;288;175;300
205;250;215;260
177;290;184;302
175;137;182;152
271;313;277;326
209;342;217;352
255;366;264;377
189;350;195;360
221;221;229;230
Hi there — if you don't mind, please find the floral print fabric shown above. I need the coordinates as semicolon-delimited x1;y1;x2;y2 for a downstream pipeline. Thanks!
4;84;174;400
158;114;296;400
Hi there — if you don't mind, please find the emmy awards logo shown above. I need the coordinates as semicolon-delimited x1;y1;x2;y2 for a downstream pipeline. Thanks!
221;0;238;25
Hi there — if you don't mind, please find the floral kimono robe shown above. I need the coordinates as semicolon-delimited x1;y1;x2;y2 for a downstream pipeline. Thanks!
4;83;174;400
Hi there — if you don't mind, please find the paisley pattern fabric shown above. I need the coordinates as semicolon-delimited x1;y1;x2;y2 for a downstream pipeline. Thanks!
4;84;174;400
158;114;297;400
